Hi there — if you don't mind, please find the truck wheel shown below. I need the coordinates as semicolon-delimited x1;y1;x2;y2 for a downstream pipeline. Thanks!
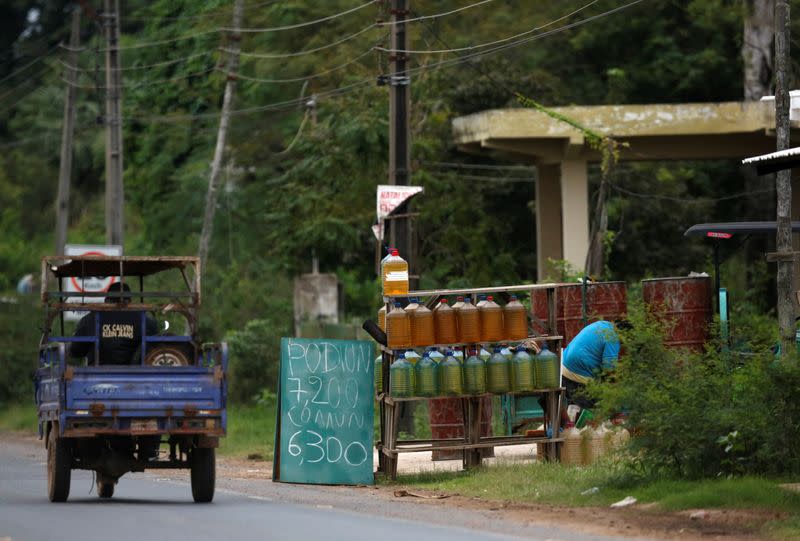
190;447;215;503
97;481;114;498
47;427;71;502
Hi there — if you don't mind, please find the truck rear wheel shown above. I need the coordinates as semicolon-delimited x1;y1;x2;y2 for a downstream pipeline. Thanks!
47;426;71;502
190;447;215;503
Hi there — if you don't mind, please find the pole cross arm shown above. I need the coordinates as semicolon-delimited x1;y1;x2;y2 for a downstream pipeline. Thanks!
766;251;800;262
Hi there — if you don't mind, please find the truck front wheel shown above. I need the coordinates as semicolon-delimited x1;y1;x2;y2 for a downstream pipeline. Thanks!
190;447;215;503
47;426;71;502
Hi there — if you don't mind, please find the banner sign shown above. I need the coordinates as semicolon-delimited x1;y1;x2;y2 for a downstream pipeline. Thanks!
376;185;423;220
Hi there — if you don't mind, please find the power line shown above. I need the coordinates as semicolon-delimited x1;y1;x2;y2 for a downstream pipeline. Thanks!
376;0;496;26
227;23;378;59
377;0;602;54
59;51;214;73
223;40;383;84
123;0;646;123
0;44;61;85
61;65;216;90
100;29;219;53
124;1;280;22
609;182;776;204
225;0;378;33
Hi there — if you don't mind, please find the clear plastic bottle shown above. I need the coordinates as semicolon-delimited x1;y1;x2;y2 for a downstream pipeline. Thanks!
479;295;504;343
486;347;511;394
386;301;412;349
440;350;464;396
414;350;439;397
457;296;481;344
452;295;465;338
534;343;560;389
476;294;488;308
503;295;528;341
511;347;534;392
411;299;435;347
381;249;409;296
433;298;457;345
560;422;583;465
429;347;445;363
463;348;487;395
374;354;383;393
390;352;414;398
378;305;387;332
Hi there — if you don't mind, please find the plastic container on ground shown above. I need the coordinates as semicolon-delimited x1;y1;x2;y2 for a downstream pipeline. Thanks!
457;296;481;343
386;301;412;349
382;249;409;296
479;296;504;343
433;298;457;345
503;295;528;341
560;423;583;465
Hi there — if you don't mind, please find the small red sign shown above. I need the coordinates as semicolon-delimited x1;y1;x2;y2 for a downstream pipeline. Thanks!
706;232;733;239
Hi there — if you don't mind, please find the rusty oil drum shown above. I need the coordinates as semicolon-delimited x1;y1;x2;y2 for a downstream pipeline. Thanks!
532;282;627;347
642;276;712;351
428;397;493;461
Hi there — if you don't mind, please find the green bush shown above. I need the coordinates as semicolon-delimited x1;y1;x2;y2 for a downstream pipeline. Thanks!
590;302;800;478
0;297;41;405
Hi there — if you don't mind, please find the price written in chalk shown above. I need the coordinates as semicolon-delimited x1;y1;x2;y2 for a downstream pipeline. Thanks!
277;338;374;485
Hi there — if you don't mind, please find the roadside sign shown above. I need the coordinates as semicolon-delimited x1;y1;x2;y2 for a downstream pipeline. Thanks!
273;338;374;485
63;244;122;321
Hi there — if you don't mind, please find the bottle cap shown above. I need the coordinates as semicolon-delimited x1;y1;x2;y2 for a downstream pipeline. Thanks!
397;351;405;359
457;295;464;301
391;249;399;256
487;295;494;301
510;294;518;300
440;298;448;304
394;301;401;307
464;296;471;302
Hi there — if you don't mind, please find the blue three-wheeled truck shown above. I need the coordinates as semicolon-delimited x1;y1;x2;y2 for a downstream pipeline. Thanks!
35;256;227;503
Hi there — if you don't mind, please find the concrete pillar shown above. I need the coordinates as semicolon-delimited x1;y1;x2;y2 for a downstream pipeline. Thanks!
536;164;563;281
560;160;590;274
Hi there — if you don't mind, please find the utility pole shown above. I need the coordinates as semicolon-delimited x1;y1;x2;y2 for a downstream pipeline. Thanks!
775;0;794;355
55;6;81;256
103;0;124;246
388;0;413;285
198;0;244;272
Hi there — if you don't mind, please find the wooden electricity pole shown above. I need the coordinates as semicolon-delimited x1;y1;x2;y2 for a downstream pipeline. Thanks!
55;6;81;256
388;0;414;285
198;0;244;272
103;0;124;246
775;0;794;354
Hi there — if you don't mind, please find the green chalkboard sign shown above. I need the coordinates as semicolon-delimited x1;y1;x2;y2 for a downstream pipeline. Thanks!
273;337;375;485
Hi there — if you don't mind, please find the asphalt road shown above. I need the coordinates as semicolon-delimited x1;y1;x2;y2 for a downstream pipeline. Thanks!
0;438;653;541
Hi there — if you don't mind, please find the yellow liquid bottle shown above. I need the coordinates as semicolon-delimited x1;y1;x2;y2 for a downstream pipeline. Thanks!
382;249;409;296
479;295;504;343
503;295;528;341
386;301;412;349
457;296;481;344
433;299;457;345
411;300;435;347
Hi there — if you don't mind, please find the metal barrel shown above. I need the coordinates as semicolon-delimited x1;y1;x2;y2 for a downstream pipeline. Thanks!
642;276;712;351
532;282;627;347
428;397;493;461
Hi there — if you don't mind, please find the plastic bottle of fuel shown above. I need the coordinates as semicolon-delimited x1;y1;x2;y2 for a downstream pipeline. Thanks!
560;422;583;465
503;295;528;341
411;299;435;347
374;354;383;393
463;348;487;395
386;301;412;349
381;249;409;296
378;305;386;332
457;296;481;344
486;347;511;394
511;347;534;392
414;349;439;397
433;298;457;345
534;343;560;389
440;350;464;396
389;351;414;398
479;296;504;343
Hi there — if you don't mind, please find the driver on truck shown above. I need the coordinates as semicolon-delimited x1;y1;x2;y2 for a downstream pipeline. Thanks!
69;282;158;365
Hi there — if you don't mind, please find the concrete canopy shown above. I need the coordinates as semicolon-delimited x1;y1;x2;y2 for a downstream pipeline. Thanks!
451;100;796;279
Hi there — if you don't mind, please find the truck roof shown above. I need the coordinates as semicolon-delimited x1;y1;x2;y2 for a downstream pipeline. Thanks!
42;255;198;278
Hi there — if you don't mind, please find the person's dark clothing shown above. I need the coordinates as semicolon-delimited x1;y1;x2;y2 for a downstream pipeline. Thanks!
70;311;158;365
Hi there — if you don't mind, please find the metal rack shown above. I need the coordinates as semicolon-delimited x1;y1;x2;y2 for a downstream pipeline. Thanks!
375;283;565;479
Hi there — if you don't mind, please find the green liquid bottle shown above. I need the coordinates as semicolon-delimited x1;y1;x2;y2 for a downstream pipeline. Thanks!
463;348;487;395
487;347;511;394
440;350;464;396
414;350;439;397
511;347;534;392
390;351;414;398
535;343;560;389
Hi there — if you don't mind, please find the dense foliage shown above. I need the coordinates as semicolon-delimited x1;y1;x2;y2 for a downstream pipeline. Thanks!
589;303;800;478
1;0;798;402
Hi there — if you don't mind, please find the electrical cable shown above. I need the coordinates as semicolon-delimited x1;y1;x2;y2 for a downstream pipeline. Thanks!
376;0;497;26
609;182;776;204
222;39;384;84
99;29;219;53
276;109;311;154
124;0;646;123
59;51;214;73
226;23;378;60
377;0;603;54
423;161;536;171
0;44;61;85
61;66;216;90
124;1;280;22
225;0;377;33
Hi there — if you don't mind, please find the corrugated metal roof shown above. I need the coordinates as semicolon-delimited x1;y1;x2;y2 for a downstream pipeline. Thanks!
742;147;800;174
